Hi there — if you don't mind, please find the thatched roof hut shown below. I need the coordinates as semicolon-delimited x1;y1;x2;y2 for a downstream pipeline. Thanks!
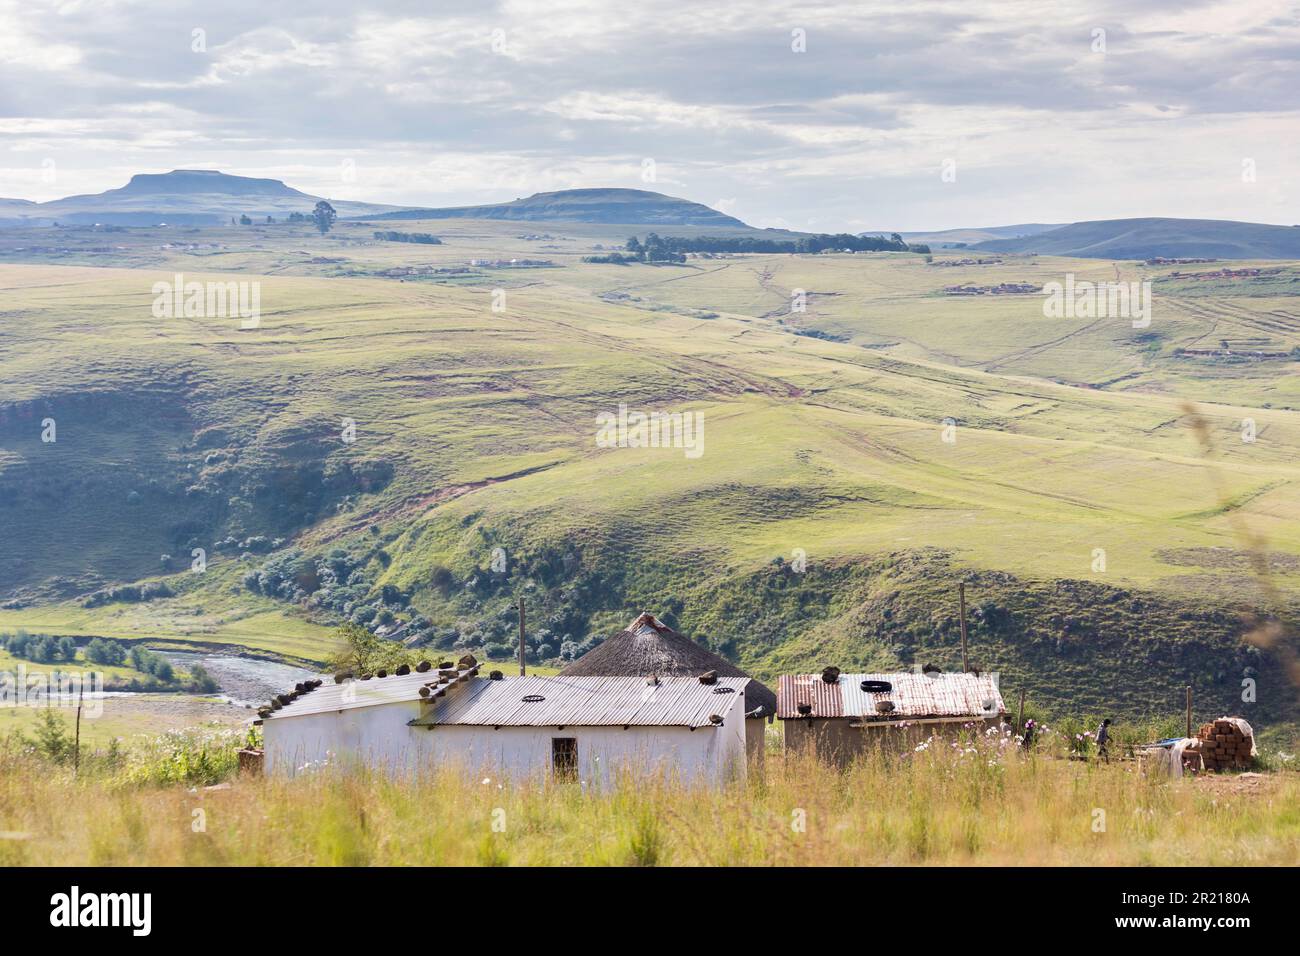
561;612;778;718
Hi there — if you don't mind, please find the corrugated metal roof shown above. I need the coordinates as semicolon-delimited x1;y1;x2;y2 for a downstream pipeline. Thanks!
412;675;749;728
559;612;778;717
263;665;479;720
777;672;1004;721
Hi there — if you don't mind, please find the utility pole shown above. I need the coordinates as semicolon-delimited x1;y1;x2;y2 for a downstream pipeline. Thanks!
518;599;527;677
958;582;970;673
74;678;83;776
1185;685;1193;739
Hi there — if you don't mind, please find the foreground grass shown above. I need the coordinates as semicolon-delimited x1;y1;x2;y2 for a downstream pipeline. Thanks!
1;732;1296;866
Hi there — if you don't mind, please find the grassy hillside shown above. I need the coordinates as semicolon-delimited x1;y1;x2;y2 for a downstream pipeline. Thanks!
1;223;1298;727
365;187;747;227
975;217;1300;260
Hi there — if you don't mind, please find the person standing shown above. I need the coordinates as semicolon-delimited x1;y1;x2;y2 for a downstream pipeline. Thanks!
1096;718;1112;763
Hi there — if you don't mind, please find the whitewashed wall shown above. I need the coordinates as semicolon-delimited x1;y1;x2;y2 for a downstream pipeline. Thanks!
262;698;424;776
263;686;747;787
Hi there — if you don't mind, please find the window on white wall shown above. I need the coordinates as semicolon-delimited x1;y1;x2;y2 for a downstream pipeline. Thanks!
552;737;577;781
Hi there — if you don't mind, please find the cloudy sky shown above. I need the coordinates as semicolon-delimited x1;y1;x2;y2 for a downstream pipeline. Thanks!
1;0;1297;231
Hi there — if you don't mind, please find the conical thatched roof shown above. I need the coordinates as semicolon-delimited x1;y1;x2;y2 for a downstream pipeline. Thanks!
561;612;777;718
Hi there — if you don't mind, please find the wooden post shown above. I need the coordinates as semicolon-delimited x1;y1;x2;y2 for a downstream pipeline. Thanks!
958;582;970;672
1185;685;1192;739
73;679;83;776
518;599;526;677
1016;689;1026;729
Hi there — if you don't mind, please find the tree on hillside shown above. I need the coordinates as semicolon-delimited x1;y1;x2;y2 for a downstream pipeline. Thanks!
312;200;337;236
327;622;412;676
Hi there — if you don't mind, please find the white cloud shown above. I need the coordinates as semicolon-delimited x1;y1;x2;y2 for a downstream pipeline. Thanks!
0;0;1295;228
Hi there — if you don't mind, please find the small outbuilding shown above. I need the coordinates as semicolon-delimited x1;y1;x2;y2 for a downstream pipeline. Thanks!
261;660;749;787
560;612;778;764
778;669;1005;764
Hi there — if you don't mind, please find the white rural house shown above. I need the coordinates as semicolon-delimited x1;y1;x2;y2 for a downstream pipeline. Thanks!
260;661;749;786
560;612;778;764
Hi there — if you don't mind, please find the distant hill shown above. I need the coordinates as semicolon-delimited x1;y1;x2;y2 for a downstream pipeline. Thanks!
0;169;402;227
885;223;1065;247
0;198;48;226
103;169;307;198
973;217;1300;260
365;188;748;228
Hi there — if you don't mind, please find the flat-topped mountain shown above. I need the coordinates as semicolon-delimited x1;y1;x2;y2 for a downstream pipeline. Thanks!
86;169;313;199
366;187;749;227
1;169;401;226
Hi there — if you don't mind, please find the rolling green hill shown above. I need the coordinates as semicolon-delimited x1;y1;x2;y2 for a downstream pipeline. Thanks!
975;217;1300;260
365;188;747;227
1;224;1298;729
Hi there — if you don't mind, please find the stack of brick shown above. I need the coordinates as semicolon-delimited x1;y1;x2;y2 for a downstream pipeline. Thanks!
237;748;264;775
1194;719;1255;771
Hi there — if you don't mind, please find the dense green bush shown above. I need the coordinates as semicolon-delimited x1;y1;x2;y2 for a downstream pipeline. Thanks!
85;638;127;666
128;646;175;682
373;230;442;244
1;630;78;663
82;581;174;608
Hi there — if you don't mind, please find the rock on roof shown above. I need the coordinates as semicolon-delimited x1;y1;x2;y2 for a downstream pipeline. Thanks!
262;662;480;720
560;612;778;717
777;671;1005;722
411;675;750;729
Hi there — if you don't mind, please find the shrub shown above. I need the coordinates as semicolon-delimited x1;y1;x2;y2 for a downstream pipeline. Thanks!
127;646;176;683
188;664;219;694
373;230;442;245
85;638;127;666
119;728;243;787
83;581;174;608
26;708;77;764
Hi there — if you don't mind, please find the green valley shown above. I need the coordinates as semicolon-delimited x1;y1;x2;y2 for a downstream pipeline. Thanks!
1;217;1298;730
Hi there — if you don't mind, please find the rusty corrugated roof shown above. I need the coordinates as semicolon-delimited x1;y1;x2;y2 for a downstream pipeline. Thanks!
411;675;749;728
777;672;1004;721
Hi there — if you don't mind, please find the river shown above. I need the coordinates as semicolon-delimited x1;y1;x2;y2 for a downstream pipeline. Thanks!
160;651;322;707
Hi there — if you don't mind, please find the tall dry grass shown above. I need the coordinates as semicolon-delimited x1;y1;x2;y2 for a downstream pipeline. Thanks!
1;724;1296;866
